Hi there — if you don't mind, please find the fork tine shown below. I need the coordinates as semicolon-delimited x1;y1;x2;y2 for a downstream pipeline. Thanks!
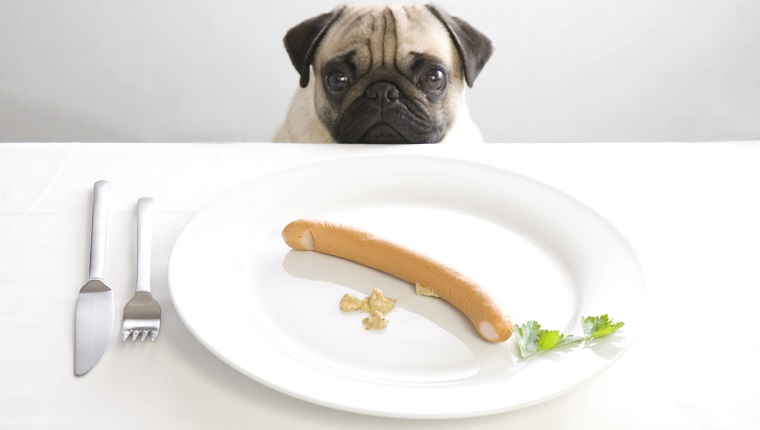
140;330;148;341
131;330;139;341
150;330;158;341
122;330;130;341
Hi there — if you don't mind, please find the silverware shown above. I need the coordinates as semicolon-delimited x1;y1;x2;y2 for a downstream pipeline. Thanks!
121;197;161;341
75;180;114;376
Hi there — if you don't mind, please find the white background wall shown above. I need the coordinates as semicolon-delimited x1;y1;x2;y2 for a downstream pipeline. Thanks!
1;0;758;143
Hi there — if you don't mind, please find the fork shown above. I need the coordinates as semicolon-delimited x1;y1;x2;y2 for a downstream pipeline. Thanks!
121;198;161;341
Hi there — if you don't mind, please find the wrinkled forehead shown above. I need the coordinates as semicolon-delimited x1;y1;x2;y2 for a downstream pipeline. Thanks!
314;5;457;73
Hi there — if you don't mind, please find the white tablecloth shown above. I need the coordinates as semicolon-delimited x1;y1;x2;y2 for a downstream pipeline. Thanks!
1;142;759;429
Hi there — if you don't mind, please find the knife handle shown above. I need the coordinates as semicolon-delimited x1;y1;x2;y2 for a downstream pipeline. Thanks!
88;180;110;281
136;198;153;293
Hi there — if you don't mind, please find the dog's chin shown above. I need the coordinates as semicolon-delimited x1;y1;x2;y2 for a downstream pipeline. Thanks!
331;113;445;144
335;124;441;143
358;123;408;144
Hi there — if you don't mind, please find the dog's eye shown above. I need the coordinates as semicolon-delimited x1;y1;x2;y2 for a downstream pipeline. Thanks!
419;67;447;93
324;71;350;94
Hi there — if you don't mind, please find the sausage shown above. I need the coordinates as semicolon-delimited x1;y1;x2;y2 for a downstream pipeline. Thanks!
281;218;513;343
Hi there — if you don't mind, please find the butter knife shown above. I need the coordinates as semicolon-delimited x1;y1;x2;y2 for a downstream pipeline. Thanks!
74;180;114;376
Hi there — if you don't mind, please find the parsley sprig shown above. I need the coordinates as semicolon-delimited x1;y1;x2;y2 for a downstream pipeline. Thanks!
515;314;624;358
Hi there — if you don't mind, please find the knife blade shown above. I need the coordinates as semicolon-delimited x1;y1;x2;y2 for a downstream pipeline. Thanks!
75;180;114;376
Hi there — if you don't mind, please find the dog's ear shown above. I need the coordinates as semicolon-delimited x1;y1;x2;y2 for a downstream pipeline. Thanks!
284;6;346;88
426;4;493;87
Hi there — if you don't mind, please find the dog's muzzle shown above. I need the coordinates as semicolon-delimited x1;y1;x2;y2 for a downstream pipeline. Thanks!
333;81;442;144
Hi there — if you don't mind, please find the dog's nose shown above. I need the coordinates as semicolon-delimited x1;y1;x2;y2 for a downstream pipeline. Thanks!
365;82;400;101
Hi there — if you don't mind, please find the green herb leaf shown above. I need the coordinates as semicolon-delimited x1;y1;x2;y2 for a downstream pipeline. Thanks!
515;315;624;358
581;314;625;340
515;321;582;357
537;329;563;350
515;321;541;357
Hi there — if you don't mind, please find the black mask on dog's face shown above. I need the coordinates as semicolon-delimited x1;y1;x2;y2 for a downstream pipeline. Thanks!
283;4;492;144
319;55;452;144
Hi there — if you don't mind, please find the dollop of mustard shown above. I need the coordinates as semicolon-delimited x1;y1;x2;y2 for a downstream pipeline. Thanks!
339;288;396;330
415;282;440;297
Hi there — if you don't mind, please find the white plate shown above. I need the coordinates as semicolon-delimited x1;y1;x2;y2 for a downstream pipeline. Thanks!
168;154;645;419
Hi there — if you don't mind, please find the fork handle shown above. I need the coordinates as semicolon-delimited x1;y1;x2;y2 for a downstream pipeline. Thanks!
136;198;154;293
88;180;110;281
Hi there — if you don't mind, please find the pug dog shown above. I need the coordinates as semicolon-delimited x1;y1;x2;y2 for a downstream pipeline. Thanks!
273;4;493;144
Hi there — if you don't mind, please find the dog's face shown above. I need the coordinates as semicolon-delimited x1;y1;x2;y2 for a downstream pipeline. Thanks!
284;4;492;144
